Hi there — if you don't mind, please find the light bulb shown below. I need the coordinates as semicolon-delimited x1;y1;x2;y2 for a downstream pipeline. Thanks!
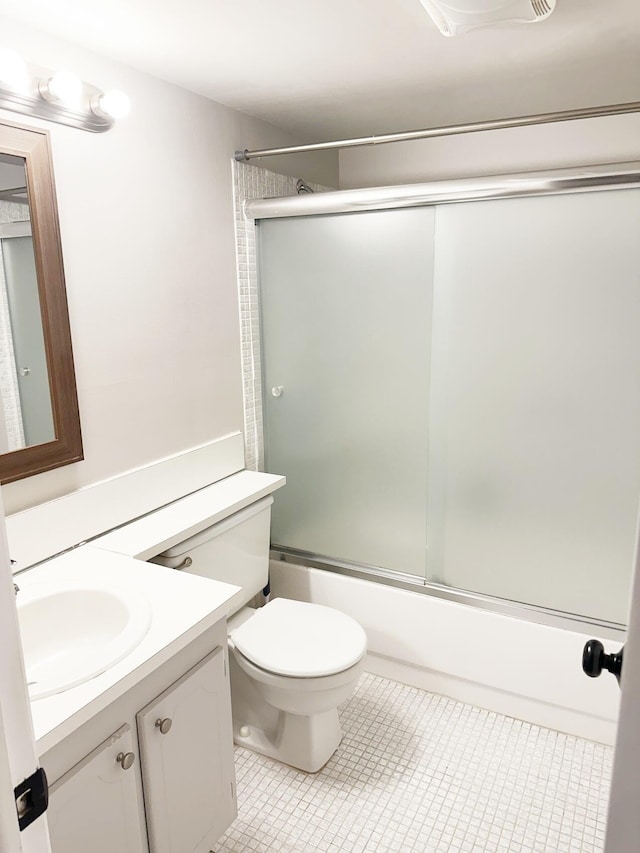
94;89;131;120
0;49;28;93
43;70;83;104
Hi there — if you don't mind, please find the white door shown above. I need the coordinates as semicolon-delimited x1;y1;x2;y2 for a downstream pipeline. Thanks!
604;526;640;851
0;489;51;853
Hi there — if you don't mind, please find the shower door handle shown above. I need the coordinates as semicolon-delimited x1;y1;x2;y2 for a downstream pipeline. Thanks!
582;640;624;685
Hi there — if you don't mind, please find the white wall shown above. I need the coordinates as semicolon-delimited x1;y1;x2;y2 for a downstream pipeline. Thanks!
0;17;337;515
339;113;640;187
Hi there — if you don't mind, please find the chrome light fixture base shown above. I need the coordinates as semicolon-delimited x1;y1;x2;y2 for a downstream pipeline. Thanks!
0;83;113;133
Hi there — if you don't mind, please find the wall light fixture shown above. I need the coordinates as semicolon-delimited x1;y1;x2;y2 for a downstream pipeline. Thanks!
0;49;130;132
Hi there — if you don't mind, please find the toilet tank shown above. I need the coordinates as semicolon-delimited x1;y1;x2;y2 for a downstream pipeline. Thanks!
149;496;273;615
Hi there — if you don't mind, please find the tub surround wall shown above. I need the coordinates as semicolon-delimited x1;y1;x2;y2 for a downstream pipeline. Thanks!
0;15;337;516
270;561;620;745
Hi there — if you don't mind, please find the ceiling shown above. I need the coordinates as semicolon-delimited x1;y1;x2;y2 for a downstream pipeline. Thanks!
0;0;638;140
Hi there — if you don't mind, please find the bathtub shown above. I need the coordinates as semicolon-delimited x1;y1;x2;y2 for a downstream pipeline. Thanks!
270;559;620;745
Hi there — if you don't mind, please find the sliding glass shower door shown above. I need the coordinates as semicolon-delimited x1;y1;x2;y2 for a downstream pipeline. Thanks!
258;208;435;577
428;190;640;624
257;187;640;625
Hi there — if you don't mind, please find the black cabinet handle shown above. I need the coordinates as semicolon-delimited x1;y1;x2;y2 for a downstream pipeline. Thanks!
582;639;624;685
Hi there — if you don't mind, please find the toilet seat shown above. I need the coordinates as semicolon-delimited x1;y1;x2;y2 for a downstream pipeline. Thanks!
229;598;367;678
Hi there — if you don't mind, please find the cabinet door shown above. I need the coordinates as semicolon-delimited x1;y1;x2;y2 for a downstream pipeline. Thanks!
48;724;148;853
137;647;237;853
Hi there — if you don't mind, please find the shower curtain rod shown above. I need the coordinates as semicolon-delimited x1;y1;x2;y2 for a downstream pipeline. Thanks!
234;100;640;162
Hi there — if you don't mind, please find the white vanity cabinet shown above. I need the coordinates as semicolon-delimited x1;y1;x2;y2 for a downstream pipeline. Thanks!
48;724;148;853
44;632;237;853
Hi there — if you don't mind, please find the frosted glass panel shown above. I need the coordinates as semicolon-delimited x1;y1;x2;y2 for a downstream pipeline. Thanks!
427;190;640;623
259;209;434;575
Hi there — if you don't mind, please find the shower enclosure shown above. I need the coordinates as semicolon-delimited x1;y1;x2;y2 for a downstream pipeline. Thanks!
254;171;640;631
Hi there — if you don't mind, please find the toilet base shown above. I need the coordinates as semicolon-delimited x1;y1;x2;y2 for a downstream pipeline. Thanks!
233;708;342;773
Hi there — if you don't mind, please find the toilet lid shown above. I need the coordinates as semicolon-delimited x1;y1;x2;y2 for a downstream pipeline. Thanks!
230;598;367;677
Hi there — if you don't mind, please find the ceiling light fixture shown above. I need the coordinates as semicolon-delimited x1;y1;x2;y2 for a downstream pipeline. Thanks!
0;48;130;132
419;0;556;37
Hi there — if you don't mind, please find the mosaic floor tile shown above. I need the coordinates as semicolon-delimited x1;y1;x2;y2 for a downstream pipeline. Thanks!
216;673;611;852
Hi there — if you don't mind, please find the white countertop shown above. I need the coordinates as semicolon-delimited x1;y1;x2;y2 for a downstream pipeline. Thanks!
20;469;286;755
23;547;239;755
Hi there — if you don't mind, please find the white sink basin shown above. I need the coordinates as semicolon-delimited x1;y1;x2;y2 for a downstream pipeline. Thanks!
17;582;152;700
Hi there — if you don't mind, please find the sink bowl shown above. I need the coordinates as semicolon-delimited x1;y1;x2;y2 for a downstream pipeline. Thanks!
17;582;152;700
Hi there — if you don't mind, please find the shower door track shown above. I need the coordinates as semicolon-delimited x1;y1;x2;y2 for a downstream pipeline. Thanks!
271;546;626;641
246;160;640;220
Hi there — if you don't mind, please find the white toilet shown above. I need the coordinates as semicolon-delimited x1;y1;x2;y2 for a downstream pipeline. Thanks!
152;495;367;772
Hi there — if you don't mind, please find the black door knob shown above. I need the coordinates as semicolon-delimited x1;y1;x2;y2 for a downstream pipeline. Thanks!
582;639;624;685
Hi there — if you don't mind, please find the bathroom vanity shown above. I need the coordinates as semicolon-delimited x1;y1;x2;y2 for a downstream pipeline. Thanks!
21;545;240;853
44;616;234;853
10;461;285;853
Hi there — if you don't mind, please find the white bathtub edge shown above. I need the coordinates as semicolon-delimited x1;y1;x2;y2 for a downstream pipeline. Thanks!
270;560;619;746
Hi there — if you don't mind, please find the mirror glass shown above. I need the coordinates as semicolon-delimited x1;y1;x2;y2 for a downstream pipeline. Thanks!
0;153;55;453
0;122;82;484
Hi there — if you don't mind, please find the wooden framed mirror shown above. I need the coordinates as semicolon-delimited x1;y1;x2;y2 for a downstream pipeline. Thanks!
0;121;82;483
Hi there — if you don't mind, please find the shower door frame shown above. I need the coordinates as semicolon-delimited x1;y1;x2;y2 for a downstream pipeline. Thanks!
248;160;640;640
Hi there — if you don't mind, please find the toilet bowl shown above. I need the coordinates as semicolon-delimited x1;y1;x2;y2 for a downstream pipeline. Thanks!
151;495;367;773
228;598;367;772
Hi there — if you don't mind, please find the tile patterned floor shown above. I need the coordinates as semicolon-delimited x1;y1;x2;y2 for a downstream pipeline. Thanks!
216;673;612;852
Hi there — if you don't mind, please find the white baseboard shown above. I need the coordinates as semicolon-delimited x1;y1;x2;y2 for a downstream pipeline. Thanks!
270;560;619;745
9;432;245;570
